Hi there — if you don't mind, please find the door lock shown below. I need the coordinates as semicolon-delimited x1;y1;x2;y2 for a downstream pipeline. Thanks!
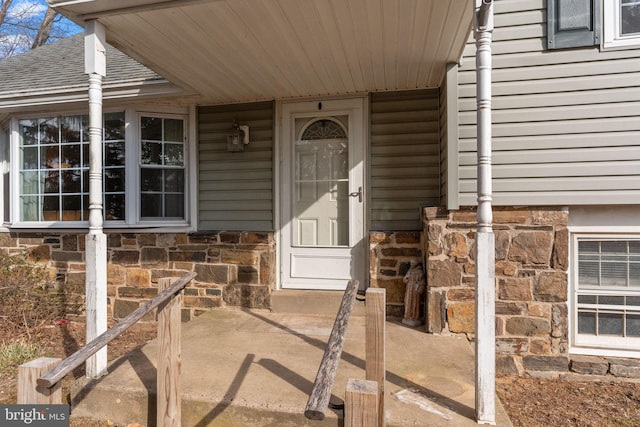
349;186;363;203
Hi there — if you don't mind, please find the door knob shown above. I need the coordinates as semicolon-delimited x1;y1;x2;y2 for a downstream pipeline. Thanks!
349;186;363;203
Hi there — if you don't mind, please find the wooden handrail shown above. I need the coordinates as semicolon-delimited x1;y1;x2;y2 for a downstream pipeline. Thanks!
305;279;359;420
37;272;197;389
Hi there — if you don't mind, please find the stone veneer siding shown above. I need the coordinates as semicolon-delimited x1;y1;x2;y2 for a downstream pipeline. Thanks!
424;206;570;376
370;208;640;379
0;231;275;322
369;231;424;319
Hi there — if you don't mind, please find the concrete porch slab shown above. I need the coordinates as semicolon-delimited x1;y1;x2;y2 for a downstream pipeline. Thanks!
71;306;512;426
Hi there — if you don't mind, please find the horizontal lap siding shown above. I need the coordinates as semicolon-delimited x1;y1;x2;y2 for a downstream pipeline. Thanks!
457;0;640;206
370;90;440;230
198;102;274;230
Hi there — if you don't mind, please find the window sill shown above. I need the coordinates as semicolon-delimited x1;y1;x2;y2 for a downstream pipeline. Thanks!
571;333;640;359
602;38;640;50
570;344;640;359
7;221;194;233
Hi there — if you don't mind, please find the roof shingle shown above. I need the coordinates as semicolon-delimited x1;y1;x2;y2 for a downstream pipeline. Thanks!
0;35;162;96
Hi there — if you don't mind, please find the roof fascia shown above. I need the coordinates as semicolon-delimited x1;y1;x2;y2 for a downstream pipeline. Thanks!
48;0;219;21
0;80;189;112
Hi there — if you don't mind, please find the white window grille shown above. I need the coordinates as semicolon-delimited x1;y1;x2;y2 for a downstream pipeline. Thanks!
17;113;125;222
10;109;190;228
139;115;186;220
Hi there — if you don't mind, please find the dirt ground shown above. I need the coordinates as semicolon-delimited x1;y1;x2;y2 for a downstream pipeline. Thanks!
496;376;640;426
2;322;640;426
0;322;156;427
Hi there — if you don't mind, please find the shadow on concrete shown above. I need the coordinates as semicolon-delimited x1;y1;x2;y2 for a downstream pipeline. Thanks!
244;309;476;423
72;347;158;426
257;358;344;425
70;309;490;425
194;353;255;427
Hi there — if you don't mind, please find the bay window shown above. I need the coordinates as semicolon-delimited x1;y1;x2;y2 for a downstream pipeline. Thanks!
18;113;125;222
140;116;185;220
11;109;189;227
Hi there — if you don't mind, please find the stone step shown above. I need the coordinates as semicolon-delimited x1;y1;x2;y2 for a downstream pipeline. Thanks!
270;290;366;317
72;377;343;427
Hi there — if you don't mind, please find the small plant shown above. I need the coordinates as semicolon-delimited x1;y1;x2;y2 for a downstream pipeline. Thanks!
0;251;82;340
0;340;40;374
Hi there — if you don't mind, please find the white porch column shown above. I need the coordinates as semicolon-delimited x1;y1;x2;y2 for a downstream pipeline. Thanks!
474;0;495;424
84;20;108;379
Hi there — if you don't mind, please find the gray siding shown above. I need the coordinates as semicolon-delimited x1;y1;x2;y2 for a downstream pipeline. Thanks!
456;0;640;206
198;102;274;231
370;90;440;231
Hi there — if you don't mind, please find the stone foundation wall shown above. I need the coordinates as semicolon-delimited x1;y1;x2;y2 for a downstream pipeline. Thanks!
424;206;570;375
0;231;275;322
369;231;423;318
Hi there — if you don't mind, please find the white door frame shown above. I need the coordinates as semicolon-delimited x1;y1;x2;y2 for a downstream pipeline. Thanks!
275;97;368;290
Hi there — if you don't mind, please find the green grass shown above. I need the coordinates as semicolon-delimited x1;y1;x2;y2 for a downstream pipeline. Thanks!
0;340;40;373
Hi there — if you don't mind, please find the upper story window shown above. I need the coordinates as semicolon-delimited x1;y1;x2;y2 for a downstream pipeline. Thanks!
9;109;190;228
604;0;640;48
548;0;640;49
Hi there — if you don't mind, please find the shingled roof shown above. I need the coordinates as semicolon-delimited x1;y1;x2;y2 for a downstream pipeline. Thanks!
0;34;163;97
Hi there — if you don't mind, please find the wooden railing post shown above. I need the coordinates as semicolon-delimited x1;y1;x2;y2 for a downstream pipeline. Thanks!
365;288;386;427
305;279;359;420
345;378;378;427
157;277;183;427
37;272;196;390
18;357;62;404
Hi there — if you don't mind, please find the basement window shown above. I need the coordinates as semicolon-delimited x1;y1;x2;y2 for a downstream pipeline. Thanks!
571;234;640;357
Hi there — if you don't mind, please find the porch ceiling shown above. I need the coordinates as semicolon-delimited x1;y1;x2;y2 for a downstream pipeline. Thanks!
50;0;473;104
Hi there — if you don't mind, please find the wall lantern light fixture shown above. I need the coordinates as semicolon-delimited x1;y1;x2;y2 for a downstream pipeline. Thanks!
227;118;250;152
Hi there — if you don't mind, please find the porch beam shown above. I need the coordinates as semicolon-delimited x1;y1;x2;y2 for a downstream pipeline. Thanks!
474;0;496;425
84;19;108;379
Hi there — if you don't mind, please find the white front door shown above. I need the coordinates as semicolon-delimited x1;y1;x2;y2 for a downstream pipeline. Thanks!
280;98;365;290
